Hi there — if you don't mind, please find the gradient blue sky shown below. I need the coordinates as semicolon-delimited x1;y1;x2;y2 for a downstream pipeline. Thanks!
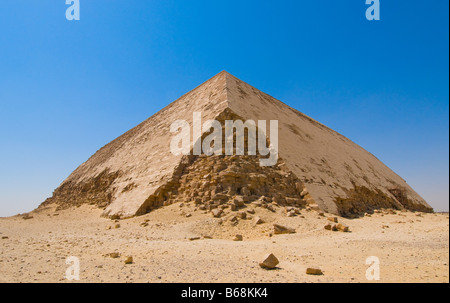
0;1;448;216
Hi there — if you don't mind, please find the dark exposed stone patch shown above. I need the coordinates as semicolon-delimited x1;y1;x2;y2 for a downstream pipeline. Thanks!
135;109;306;216
334;185;433;218
41;169;121;210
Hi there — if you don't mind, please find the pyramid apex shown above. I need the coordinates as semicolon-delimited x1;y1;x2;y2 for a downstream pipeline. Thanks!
214;70;238;80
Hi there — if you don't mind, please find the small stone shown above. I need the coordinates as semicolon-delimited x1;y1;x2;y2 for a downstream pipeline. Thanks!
327;216;338;223
309;203;320;211
331;224;338;231
336;223;349;232
266;204;276;212
185;213;192;218
259;253;279;269
22;214;33;220
233;234;243;241
229;215;238;222
301;189;308;197
211;209;223;218
238;212;247;220
254;216;264;224
273;224;296;234
1;236;8;239
124;256;133;264
318;212;325;217
189;236;201;241
114;223;121;229
306;268;323;275
324;224;332;230
109;252;120;258
233;196;245;207
247;208;255;214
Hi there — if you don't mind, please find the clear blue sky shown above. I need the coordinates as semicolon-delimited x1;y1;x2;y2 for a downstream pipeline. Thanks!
0;1;448;216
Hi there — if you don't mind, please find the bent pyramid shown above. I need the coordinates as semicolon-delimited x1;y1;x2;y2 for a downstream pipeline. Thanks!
40;71;433;218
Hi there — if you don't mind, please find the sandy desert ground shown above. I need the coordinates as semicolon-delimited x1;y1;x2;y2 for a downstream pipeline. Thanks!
0;203;448;283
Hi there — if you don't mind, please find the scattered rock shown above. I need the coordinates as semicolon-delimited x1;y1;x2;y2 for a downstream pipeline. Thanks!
247;208;255;214
233;196;245;207
306;267;323;275
1;236;8;239
254;216;264;225
327;216;338;223
308;203;320;211
273;224;296;234
238;212;247;220
300;189;308;197
259;253;279;269
211;209;223;218
324;223;332;230
185;213;192;218
266;204;276;212
109;252;120;258
229;215;238;223
114;223;121;229
124;256;133;264
22;213;33;220
189;237;201;241
336;223;349;232
233;234;243;241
